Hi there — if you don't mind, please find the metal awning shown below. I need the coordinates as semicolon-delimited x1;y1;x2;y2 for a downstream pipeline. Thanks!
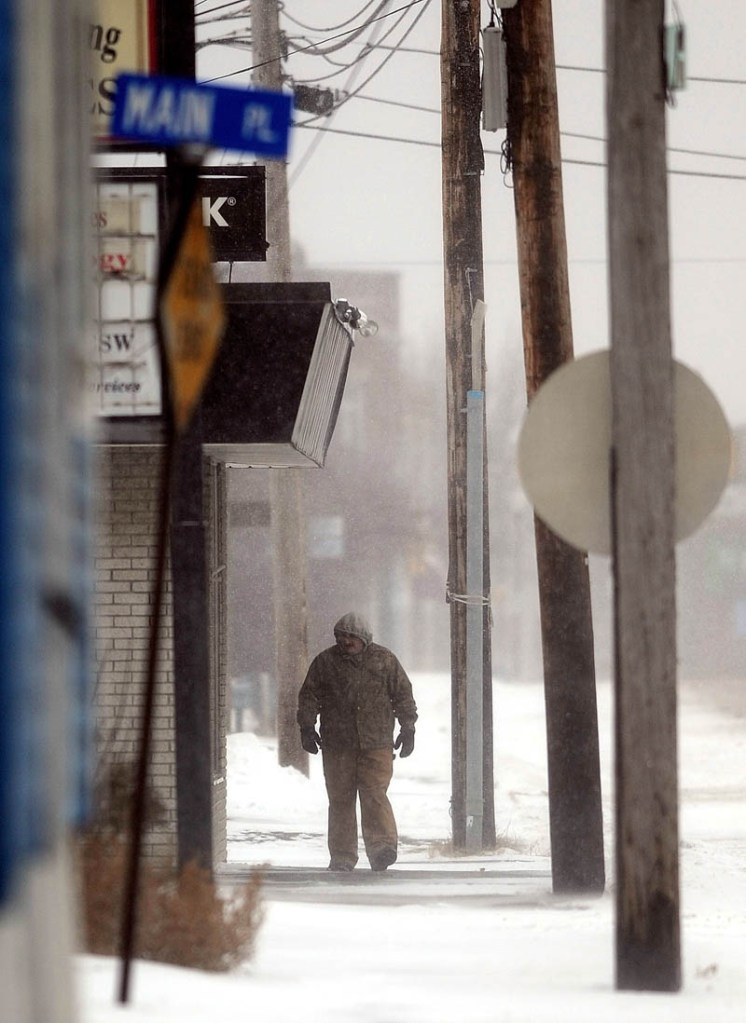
200;282;354;468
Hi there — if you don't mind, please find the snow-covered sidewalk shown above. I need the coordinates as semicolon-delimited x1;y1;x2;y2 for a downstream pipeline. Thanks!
79;674;746;1022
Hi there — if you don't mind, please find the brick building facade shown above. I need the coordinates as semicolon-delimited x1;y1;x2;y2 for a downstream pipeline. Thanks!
93;444;227;867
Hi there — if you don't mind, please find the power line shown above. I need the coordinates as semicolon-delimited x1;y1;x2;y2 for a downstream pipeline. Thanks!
295;0;432;90
298;256;746;267
196;35;251;51
340;94;746;165
285;1;391;56
293;123;746;180
345;40;746;86
201;0;430;83
561;129;746;164
354;92;440;115
280;0;383;34
356;42;438;56
289;0;433;183
288;4;397;186
195;0;249;21
287;4;417;87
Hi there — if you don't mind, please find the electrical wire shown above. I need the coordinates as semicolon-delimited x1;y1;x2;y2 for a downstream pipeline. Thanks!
349;94;746;165
284;42;358;72
562;129;746;164
308;42;746;87
289;1;422;87
360;43;439;55
305;0;432;105
195;1;250;23
196;17;250;29
289;0;432;183
280;0;382;33
554;63;746;86
290;2;430;127
354;93;440;115
293;122;746;181
196;36;252;51
201;0;430;83
197;4;745;178
285;1;391;56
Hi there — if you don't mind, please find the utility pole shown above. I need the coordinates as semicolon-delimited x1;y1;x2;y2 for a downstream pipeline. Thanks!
250;0;309;775
441;0;496;851
607;1;681;991
502;0;604;893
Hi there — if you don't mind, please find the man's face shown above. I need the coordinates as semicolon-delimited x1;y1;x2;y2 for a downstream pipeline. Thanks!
335;632;365;655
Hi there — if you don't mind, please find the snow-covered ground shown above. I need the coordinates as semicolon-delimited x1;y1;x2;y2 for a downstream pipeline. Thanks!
79;672;746;1021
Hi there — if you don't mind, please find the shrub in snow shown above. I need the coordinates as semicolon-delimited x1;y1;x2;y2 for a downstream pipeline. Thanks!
75;835;264;971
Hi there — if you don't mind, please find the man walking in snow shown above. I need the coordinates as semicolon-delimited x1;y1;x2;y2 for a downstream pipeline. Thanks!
297;612;418;872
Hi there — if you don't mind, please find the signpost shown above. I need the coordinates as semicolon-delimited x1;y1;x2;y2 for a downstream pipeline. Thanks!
517;348;731;992
112;71;291;1004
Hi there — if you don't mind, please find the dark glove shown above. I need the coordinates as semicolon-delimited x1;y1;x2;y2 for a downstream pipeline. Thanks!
394;728;415;758
300;727;322;755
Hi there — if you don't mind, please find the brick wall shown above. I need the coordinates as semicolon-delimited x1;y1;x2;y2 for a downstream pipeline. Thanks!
93;446;229;869
93;445;177;865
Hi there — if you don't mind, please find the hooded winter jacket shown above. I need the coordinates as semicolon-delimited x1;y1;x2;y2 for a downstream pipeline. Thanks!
297;619;417;751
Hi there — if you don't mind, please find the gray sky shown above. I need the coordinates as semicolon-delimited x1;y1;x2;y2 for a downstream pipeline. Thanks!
197;0;746;426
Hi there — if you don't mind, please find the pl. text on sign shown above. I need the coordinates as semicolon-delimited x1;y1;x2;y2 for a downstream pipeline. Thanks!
111;73;293;158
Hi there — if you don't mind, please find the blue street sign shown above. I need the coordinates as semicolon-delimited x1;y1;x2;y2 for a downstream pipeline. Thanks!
111;74;293;158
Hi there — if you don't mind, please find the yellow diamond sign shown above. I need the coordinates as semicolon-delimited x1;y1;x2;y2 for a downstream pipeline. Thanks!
159;193;225;432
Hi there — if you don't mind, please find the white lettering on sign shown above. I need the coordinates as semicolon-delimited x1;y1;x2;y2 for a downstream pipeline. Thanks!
202;196;229;227
241;104;278;144
121;84;216;141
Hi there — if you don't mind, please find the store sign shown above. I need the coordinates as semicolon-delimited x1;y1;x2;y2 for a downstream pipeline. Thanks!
89;322;161;415
89;166;267;419
89;0;155;141
95;195;150;277
90;179;161;417
95;194;146;233
199;171;267;261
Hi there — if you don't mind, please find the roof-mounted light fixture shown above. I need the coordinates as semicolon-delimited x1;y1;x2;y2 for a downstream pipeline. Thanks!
333;298;379;338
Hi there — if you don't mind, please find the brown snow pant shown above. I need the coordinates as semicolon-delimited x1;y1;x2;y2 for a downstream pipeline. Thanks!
321;746;397;869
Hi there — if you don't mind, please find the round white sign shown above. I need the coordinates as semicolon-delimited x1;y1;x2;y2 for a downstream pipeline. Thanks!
517;350;732;555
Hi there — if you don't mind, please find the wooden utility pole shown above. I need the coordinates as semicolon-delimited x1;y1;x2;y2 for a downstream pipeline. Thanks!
607;0;681;991
502;0;604;893
441;0;495;850
251;0;309;775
